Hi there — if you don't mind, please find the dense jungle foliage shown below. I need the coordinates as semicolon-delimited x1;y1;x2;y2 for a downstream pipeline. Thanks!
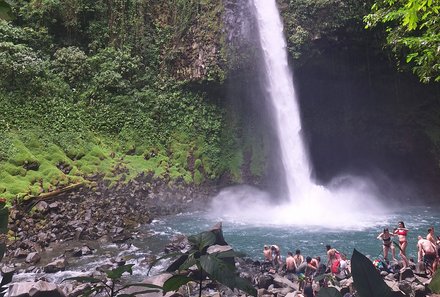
0;0;439;203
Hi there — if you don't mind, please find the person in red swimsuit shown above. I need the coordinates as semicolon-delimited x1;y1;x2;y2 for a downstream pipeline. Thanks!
394;221;409;269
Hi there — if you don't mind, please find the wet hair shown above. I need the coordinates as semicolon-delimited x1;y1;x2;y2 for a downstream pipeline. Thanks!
428;228;433;233
398;221;406;228
384;228;389;233
316;256;321;262
288;251;293;256
325;245;331;251
295;249;301;255
306;256;312;263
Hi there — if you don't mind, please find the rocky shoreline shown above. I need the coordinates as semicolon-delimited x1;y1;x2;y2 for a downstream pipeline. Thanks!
7;174;216;256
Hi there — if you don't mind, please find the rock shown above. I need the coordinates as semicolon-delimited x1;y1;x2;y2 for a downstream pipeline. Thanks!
64;283;91;297
258;274;274;289
273;274;295;289
29;280;65;297
414;284;427;297
33;201;49;214
14;248;29;259
396;268;414;281
8;281;65;297
207;244;233;254
25;252;41;264
44;258;67;273
121;273;173;297
398;281;412;295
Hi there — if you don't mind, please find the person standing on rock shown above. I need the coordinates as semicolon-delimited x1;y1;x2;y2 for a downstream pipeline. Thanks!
417;235;438;276
263;245;272;262
377;228;397;262
270;244;282;268
326;244;341;267
427;227;439;256
394;221;409;269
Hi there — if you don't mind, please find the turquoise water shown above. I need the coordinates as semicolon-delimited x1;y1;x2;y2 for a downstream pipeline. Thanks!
146;206;440;265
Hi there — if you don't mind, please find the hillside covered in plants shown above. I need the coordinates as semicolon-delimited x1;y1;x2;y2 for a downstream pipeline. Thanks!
0;0;439;204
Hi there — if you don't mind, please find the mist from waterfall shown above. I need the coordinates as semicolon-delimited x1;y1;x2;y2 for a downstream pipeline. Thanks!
210;0;386;229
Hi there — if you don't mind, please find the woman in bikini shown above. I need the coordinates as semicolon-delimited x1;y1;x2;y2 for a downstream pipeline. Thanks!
394;221;409;268
377;228;396;262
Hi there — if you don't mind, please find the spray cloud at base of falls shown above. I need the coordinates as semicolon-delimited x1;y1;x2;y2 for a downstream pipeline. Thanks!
209;0;387;229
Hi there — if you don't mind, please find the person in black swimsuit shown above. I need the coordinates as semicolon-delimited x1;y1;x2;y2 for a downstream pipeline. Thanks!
377;228;396;262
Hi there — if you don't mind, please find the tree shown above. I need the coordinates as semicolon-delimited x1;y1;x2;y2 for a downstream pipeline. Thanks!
364;0;440;83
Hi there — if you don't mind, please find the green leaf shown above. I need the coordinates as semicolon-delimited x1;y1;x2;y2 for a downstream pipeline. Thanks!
0;243;6;263
316;287;343;297
188;231;216;251
106;264;134;280
162;275;193;293
148;252;186;275
199;254;236;289
214;249;239;258
166;254;189;273
428;270;440;293
0;207;8;234
233;276;257;297
119;283;163;291
351;249;392;297
178;253;198;271
116;283;163;296
0;0;13;21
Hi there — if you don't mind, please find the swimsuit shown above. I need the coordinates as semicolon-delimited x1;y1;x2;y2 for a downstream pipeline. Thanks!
396;229;408;244
423;252;437;267
383;237;392;247
396;229;408;236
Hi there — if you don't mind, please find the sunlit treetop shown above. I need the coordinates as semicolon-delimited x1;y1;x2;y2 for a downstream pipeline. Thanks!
364;0;440;83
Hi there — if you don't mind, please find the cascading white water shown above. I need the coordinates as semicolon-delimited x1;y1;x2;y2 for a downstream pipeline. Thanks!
253;0;312;200
209;0;386;228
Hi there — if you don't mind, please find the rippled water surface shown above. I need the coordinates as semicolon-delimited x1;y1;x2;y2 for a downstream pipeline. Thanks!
146;205;440;264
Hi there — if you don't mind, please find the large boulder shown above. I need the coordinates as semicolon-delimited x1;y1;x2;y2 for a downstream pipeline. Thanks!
44;258;67;273
8;280;65;297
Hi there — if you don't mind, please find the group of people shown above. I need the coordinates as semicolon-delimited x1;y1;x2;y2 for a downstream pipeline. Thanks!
260;221;440;296
262;244;349;297
262;244;349;280
377;221;440;275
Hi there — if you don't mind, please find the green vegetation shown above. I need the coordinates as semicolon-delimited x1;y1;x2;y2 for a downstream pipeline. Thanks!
0;0;267;203
364;0;440;83
152;229;257;297
281;0;373;62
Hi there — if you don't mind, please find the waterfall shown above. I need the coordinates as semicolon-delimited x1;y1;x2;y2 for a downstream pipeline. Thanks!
210;0;386;228
253;0;312;200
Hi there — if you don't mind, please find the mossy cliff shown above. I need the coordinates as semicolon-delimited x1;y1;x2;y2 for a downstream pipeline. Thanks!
0;0;268;205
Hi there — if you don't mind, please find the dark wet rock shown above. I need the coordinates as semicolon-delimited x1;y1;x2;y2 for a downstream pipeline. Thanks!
396;268;414;281
258;274;274;289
